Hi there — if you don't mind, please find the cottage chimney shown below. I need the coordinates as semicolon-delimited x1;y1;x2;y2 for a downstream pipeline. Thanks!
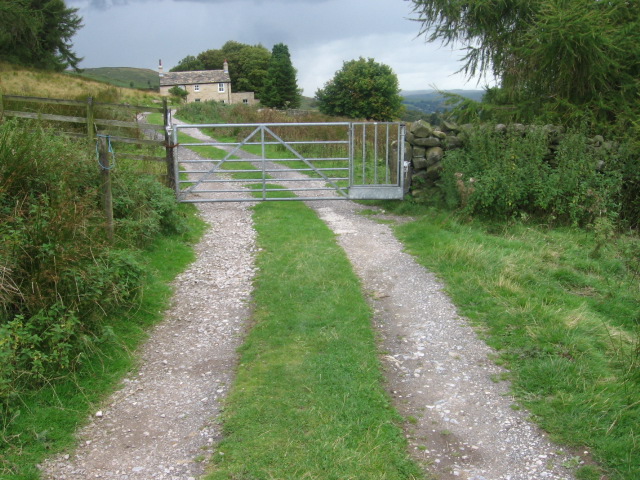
223;59;229;73
158;59;164;78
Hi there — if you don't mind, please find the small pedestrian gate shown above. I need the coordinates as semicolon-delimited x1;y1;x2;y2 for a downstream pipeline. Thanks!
170;121;407;202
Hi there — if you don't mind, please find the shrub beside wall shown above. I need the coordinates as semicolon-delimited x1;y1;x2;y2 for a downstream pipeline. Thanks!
405;120;633;227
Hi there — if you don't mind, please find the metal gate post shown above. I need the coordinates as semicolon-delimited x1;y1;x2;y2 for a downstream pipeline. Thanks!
348;123;355;188
361;124;366;185
399;123;407;194
163;99;176;190
374;123;379;184
261;125;267;200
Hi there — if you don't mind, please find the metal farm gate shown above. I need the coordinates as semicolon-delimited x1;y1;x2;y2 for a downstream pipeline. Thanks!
170;121;407;202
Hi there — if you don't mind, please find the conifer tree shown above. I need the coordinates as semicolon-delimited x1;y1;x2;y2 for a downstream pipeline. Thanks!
409;0;639;126
261;43;301;109
0;0;83;71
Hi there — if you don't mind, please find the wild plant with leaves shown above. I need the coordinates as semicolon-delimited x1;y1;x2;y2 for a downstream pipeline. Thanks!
440;125;623;225
0;121;184;411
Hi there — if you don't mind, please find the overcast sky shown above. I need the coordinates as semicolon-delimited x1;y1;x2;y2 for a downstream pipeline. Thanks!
66;0;494;96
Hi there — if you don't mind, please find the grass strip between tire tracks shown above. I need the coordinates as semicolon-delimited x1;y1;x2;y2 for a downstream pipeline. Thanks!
205;197;423;480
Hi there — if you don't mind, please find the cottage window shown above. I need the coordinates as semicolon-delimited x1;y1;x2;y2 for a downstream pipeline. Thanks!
243;98;249;104
218;83;225;93
194;84;200;92
195;98;201;102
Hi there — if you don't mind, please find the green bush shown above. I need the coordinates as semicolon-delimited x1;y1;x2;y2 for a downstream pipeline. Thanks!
0;303;81;401
112;171;187;246
168;85;188;102
441;125;622;225
0;122;104;318
0;120;181;412
545;131;622;225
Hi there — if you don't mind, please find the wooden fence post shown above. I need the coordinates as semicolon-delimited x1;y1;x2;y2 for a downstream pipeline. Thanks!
163;98;176;190
87;96;95;140
98;136;114;242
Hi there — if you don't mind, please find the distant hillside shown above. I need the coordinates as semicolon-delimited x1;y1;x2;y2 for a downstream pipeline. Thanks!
72;67;160;90
299;95;317;110
0;62;162;106
402;89;485;114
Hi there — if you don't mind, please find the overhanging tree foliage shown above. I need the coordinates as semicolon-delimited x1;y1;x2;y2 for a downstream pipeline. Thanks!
0;0;83;71
409;0;639;126
315;57;403;121
261;43;300;109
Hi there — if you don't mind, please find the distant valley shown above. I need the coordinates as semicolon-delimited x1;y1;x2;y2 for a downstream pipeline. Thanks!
401;89;485;114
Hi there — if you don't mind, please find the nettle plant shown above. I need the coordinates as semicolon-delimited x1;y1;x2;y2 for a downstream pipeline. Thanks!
441;125;622;226
0;121;182;408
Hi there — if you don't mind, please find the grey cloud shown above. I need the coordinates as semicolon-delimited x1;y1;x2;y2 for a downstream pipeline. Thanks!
73;0;151;10
79;0;328;9
173;0;330;3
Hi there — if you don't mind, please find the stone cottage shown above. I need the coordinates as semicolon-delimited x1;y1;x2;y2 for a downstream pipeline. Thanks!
158;60;257;105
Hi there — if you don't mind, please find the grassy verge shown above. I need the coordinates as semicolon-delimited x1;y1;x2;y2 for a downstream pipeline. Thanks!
205;197;423;480
388;208;639;480
0;205;206;480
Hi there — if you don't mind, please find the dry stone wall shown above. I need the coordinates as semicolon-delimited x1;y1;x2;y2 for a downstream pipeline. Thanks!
404;119;464;199
404;120;613;200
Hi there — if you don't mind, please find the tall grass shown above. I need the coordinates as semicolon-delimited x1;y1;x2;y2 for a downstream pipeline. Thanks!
0;62;158;105
0;120;196;477
0;208;204;479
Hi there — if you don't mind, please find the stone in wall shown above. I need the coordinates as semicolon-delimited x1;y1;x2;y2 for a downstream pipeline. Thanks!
413;156;429;171
412;145;427;158
426;146;444;166
410;119;434;138
425;161;443;181
445;135;463;149
441;121;461;134
414;136;441;147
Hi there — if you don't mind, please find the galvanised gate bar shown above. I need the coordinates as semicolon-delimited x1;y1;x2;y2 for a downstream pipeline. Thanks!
170;121;407;202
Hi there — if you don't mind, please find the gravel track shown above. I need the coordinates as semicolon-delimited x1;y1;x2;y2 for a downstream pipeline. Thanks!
41;120;580;480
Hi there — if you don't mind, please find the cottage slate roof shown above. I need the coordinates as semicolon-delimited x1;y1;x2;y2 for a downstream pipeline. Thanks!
160;70;230;87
